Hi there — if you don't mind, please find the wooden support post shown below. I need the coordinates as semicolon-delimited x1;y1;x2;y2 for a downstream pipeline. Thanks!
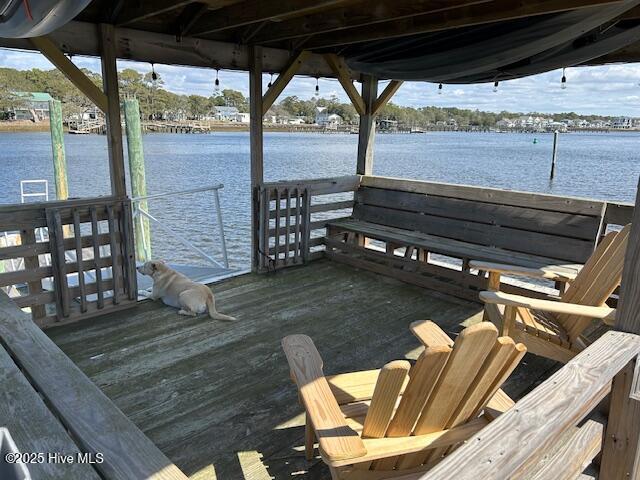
262;50;310;115
357;75;378;175
123;99;152;262
250;45;264;271
99;23;127;198
600;176;640;478
48;99;68;200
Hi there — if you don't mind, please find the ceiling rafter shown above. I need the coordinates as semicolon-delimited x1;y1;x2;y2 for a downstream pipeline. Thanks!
116;0;243;27
191;0;350;36
298;0;626;50
252;0;492;44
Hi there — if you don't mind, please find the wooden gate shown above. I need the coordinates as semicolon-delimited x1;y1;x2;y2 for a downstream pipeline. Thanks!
256;176;360;272
257;184;311;271
0;197;137;327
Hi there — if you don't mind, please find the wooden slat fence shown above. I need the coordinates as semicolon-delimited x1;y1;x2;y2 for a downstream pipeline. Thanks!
0;197;137;327
257;175;360;271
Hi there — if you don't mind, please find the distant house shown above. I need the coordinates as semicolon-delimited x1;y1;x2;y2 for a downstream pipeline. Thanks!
315;107;342;126
496;119;514;129
213;106;240;121
613;117;633;129
234;112;250;123
282;116;305;125
9;92;53;121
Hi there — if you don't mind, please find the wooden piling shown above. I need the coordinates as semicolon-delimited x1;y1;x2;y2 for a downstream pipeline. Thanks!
123;98;152;262
550;130;559;180
48;99;68;200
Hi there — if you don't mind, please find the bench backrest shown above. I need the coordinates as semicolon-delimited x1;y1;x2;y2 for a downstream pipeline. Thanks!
361;322;526;472
353;177;607;263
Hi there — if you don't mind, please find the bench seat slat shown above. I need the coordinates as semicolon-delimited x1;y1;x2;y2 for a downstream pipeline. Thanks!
0;292;187;480
0;345;101;480
327;218;582;276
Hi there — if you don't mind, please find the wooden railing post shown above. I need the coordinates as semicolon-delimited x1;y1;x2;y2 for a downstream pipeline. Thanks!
601;177;640;478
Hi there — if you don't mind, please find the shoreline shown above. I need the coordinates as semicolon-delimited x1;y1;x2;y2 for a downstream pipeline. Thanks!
0;120;638;134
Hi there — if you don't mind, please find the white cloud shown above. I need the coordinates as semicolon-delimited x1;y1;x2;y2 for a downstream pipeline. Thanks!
1;47;639;116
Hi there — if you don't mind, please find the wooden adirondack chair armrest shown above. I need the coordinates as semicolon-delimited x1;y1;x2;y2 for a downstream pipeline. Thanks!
469;260;578;283
410;320;454;348
282;335;367;462
484;388;515;420
327;417;490;468
479;291;616;324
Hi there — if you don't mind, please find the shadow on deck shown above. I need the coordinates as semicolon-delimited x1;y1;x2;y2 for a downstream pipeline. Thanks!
46;259;559;479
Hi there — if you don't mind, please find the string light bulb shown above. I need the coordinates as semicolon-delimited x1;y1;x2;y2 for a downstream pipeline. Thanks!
561;68;567;90
151;63;158;81
493;80;499;93
268;73;273;88
438;83;443;95
214;69;220;93
315;77;320;97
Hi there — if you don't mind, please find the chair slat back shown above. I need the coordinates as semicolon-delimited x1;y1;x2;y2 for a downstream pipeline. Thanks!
361;322;525;472
558;224;631;341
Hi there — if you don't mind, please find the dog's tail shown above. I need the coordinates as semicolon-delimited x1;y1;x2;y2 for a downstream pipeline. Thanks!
207;291;236;321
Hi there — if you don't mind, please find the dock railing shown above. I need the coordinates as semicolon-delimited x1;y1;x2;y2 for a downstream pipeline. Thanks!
0;196;138;327
131;184;230;269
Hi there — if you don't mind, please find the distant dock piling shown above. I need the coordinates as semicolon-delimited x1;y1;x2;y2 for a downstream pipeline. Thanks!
124;98;152;262
48;99;68;200
550;130;559;180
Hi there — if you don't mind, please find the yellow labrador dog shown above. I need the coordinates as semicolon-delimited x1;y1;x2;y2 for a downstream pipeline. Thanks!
137;260;236;321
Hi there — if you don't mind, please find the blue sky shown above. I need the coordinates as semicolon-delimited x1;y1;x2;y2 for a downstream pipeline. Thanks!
1;47;639;116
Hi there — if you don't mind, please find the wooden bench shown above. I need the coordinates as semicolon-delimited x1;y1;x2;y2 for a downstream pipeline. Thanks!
0;291;187;480
325;176;623;301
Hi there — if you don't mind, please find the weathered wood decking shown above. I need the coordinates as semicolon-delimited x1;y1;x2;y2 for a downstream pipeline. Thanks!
47;260;558;479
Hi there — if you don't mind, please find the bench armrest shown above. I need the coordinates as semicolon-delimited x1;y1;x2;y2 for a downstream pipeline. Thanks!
479;291;616;325
282;334;367;462
469;260;578;283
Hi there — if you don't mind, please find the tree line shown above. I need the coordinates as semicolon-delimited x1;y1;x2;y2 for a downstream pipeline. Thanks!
0;66;616;126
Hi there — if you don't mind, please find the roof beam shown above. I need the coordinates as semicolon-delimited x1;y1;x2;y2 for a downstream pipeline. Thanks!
253;0;492;44
0;21;348;79
301;0;626;50
29;36;108;113
262;51;310;115
323;54;365;115
191;0;349;36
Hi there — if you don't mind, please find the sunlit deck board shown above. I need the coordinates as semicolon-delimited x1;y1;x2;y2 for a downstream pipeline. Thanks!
46;260;558;479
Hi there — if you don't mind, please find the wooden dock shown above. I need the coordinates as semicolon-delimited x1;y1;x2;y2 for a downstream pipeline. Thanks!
47;260;559;479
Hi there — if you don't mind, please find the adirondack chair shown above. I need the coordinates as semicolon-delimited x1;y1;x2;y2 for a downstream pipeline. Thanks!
282;321;526;479
471;224;630;364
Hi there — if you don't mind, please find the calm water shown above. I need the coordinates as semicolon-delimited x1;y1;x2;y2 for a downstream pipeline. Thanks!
1;131;638;267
